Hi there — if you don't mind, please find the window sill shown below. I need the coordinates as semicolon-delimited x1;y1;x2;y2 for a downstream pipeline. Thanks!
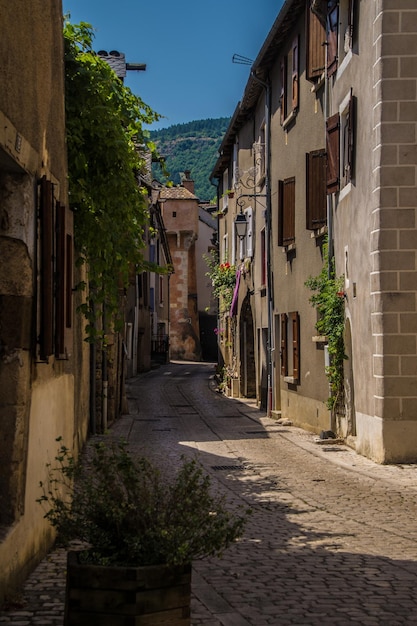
336;49;353;80
284;242;296;252
338;182;352;203
282;109;298;130
312;335;327;343
310;225;328;239
310;74;325;93
284;376;299;385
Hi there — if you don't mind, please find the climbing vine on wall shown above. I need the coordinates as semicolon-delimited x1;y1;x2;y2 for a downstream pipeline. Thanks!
305;239;346;411
64;20;162;338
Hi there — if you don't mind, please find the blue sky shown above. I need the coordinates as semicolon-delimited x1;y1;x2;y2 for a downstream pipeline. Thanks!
63;0;284;129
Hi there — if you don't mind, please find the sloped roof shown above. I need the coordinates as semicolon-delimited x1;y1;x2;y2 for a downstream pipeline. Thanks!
159;186;198;201
211;0;305;179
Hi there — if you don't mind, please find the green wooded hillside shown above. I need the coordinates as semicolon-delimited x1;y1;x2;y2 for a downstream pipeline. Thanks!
150;117;230;202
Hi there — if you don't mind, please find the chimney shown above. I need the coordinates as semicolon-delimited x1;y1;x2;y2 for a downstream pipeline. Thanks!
182;170;194;194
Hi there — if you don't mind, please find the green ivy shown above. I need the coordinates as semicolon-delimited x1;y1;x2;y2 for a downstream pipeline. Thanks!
64;21;162;339
305;240;346;411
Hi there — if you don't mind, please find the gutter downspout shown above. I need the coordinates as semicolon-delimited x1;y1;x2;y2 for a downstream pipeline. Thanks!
251;71;273;417
324;13;335;433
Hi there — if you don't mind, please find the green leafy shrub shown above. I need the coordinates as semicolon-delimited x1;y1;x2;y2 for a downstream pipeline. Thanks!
38;438;248;567
305;240;346;410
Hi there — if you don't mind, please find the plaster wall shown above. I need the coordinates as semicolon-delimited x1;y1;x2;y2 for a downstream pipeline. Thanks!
268;9;329;425
0;375;75;596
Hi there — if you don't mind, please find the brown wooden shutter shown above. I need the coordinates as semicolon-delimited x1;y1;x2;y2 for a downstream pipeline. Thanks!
66;234;73;328
40;176;54;360
292;36;299;110
306;149;326;229
278;180;284;246
280;313;288;376
307;4;326;81
278;178;296;246
326;113;340;194
291;311;300;381
55;201;65;357
283;177;295;245
280;60;286;125
327;1;339;77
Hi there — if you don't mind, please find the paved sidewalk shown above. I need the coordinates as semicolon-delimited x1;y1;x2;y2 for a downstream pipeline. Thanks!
3;361;417;625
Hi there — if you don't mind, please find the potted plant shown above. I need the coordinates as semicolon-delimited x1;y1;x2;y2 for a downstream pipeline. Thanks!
38;438;248;625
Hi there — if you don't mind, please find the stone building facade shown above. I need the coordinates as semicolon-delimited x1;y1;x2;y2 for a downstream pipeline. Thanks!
0;1;90;600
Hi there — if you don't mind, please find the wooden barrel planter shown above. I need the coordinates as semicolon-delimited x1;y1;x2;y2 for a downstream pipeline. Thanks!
64;551;192;625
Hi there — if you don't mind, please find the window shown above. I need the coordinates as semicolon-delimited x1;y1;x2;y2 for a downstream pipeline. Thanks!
237;206;254;261
326;91;355;194
327;0;356;78
280;312;300;383
222;168;229;211
222;233;229;263
38;176;73;361
260;227;266;288
159;275;164;305
306;149;326;230
278;177;295;247
280;36;299;125
307;2;326;81
255;125;266;186
340;92;354;189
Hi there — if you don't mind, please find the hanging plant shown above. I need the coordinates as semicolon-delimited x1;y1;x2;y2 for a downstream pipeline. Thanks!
204;251;237;312
305;239;346;410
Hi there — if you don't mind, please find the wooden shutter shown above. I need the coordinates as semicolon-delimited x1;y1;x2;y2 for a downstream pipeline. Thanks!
40;176;54;360
292;36;299;110
280;59;286;125
283;177;295;245
278;180;284;246
55;201;65;357
326;113;340;194
280;313;288;376
291;311;300;381
307;4;326;81
327;1;339;77
306;149;326;229
278;178;296;246
66;234;73;328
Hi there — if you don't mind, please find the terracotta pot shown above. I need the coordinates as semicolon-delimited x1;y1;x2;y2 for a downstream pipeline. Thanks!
64;551;192;625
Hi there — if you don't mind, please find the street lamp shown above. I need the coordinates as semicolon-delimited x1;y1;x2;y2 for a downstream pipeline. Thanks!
235;212;248;240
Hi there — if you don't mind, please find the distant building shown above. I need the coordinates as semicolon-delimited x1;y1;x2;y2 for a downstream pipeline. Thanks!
196;203;218;361
158;171;201;361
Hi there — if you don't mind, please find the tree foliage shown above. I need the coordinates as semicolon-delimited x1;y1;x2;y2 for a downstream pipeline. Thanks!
64;21;161;335
150;118;230;201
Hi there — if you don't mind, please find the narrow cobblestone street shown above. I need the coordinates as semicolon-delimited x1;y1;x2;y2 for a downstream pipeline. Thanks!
3;360;417;625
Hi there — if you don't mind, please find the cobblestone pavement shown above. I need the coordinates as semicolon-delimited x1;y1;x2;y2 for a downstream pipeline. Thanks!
3;360;417;625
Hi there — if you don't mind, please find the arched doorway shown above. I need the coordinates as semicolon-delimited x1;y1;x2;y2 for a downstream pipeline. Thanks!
239;294;256;398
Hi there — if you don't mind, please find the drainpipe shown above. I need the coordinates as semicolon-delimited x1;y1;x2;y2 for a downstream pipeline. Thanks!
324;13;335;433
251;71;273;417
